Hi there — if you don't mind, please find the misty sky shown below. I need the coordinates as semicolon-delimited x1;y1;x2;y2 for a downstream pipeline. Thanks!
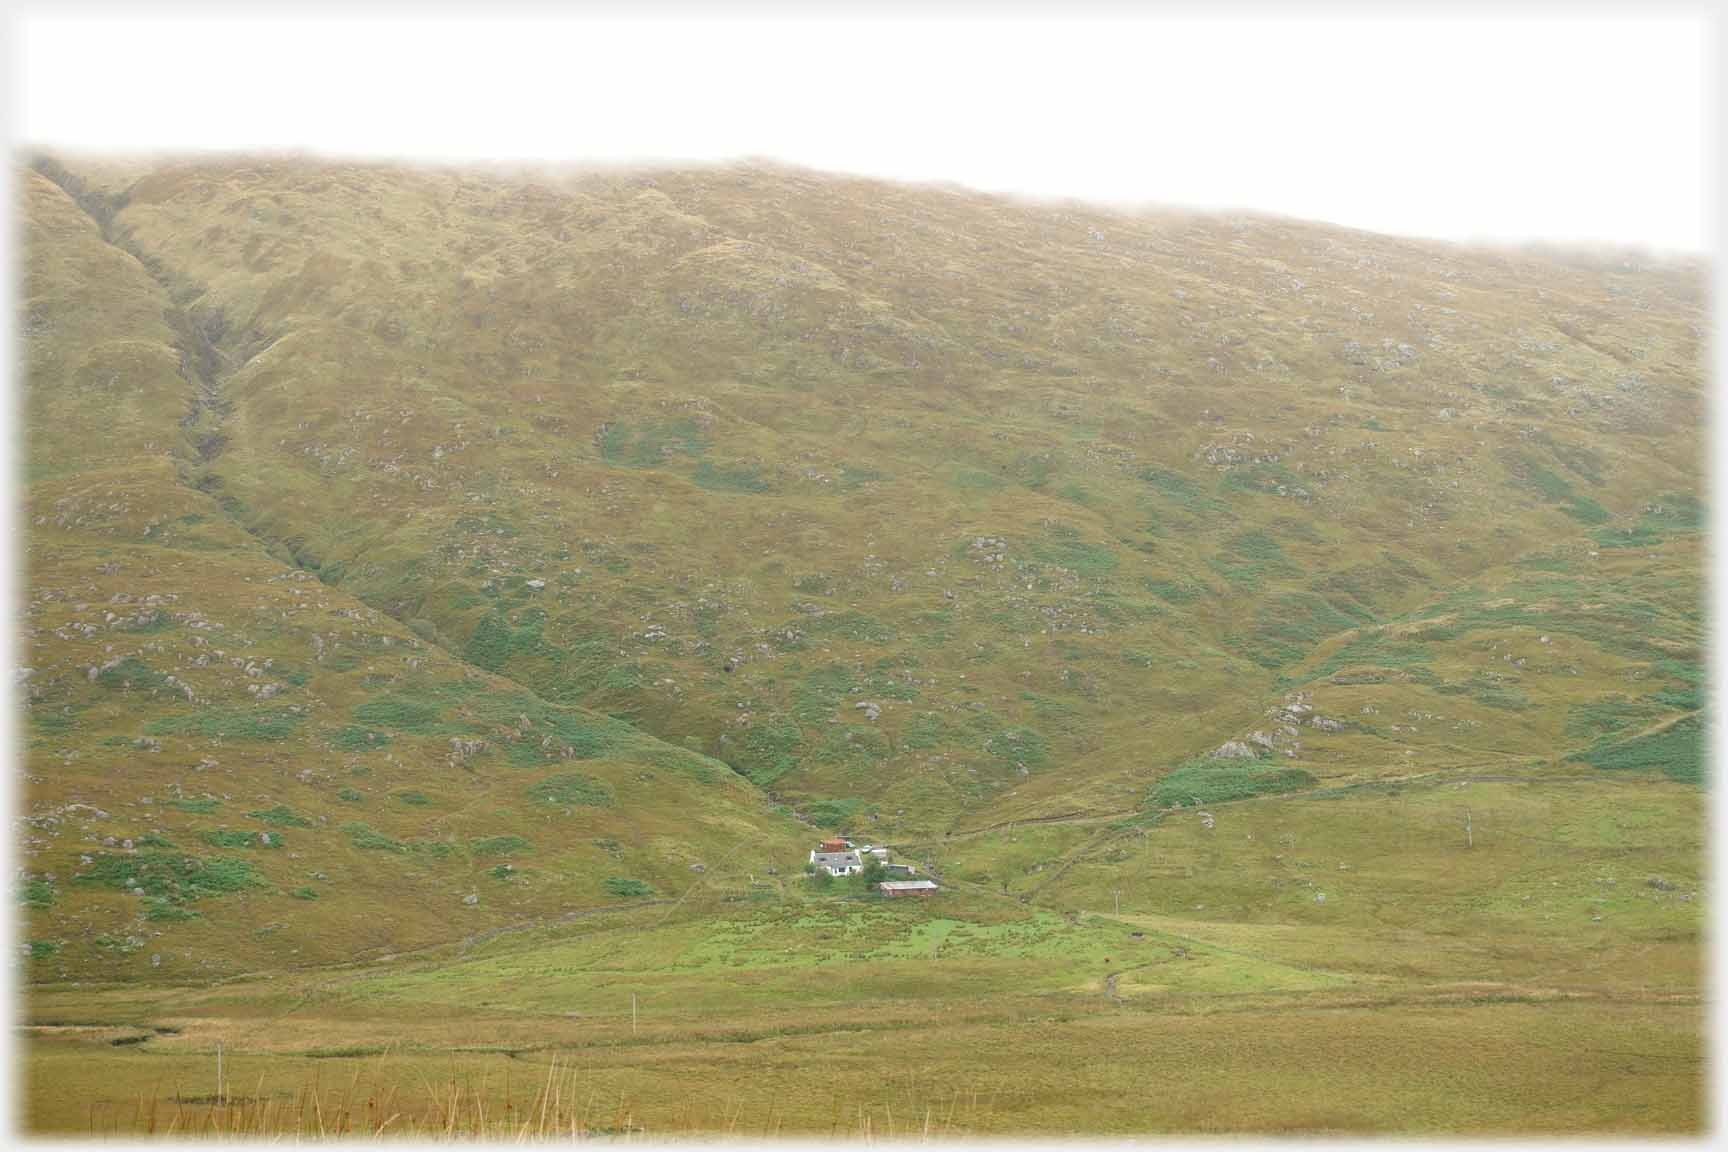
10;7;1716;253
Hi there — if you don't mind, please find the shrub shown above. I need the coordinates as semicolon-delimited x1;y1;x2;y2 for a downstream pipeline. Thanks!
603;876;654;898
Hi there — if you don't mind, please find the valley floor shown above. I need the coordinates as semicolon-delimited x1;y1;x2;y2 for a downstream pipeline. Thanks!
23;855;1703;1137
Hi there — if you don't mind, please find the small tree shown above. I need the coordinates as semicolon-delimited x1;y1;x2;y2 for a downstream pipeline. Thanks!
858;857;887;891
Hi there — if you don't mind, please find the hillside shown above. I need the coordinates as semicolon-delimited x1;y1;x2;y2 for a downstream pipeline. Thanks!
19;161;807;982
16;154;1705;1134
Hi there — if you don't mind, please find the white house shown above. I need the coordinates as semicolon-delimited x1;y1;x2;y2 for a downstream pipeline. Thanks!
809;849;863;876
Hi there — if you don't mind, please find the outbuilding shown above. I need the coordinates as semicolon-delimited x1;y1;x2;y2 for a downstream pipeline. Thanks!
878;879;940;897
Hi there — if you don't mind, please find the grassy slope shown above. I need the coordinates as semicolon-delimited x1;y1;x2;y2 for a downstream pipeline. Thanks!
18;155;1706;1134
34;156;1703;840
19;166;806;983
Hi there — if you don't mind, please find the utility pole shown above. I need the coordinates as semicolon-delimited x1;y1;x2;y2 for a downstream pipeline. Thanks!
216;1040;224;1107
1114;889;1120;915
1464;809;1473;850
631;993;638;1035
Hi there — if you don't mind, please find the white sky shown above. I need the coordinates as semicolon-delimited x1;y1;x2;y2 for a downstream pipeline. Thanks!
9;7;1716;252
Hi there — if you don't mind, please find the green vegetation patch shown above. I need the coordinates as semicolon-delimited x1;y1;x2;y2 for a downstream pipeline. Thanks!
810;611;894;643
694;460;771;493
1221;460;1306;497
327;725;392;752
837;464;890;491
142;897;200;922
903;712;953;750
74;851;267;902
597;419;707;469
792;665;858;723
203;829;282;849
1208;531;1300;592
1139;468;1226;516
167;797;220;814
950;466;1008;491
343;822;407;852
1566;695;1665;742
92;657;173;694
732;717;802;787
805;796;870;830
527;772;614;808
146;707;302;742
985;726;1049;770
603;877;655;898
1314;634;1433;680
1031;529;1119;577
1148;758;1318;808
21;876;55;909
1570;715;1703;785
1234;592;1371;669
1593;493;1706;549
1144;577;1205;604
1518;456;1610;525
247;805;313;828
